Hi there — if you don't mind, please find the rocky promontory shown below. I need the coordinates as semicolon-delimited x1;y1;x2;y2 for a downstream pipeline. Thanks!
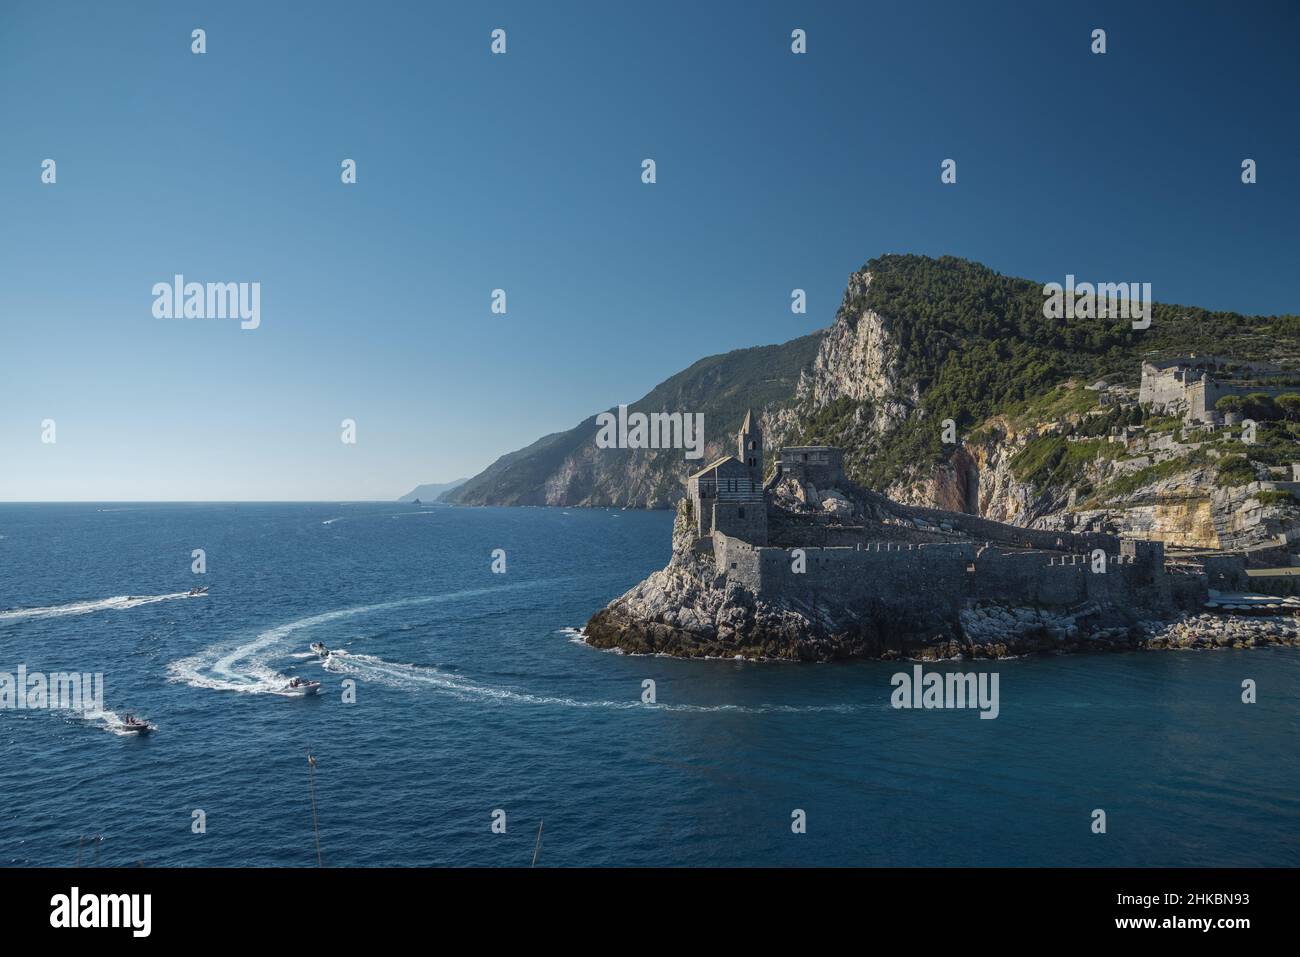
584;550;1300;660
583;492;1300;662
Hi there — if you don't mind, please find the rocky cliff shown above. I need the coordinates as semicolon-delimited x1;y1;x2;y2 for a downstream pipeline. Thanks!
445;254;1299;545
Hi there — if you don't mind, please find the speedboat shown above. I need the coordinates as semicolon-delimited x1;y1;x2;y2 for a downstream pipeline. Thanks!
120;713;155;734
309;642;330;658
188;586;209;597
282;677;321;696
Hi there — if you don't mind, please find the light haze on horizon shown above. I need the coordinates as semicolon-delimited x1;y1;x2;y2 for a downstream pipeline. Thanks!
2;1;1297;501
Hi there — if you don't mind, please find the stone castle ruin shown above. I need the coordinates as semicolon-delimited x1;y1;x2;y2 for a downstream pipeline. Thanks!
1139;356;1296;426
667;408;1247;655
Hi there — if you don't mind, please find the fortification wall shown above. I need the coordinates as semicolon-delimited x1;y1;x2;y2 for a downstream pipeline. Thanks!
716;533;1186;622
713;532;763;593
713;501;767;546
899;503;1121;553
751;541;974;611
1140;362;1189;410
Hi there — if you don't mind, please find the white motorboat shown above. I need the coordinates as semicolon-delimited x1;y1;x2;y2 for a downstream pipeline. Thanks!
188;586;209;597
309;642;330;658
120;713;155;734
282;677;321;696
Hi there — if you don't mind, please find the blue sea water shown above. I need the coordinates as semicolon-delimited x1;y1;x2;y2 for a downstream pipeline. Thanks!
0;502;1297;867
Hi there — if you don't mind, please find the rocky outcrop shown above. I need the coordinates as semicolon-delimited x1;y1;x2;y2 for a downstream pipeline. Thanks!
582;496;1268;662
1143;614;1300;650
801;273;915;431
585;555;1300;661
766;271;917;459
885;429;1051;522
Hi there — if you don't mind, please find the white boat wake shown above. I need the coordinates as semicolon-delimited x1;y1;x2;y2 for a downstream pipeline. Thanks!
320;649;858;713
168;579;858;713
79;709;153;736
0;592;192;623
167;580;561;696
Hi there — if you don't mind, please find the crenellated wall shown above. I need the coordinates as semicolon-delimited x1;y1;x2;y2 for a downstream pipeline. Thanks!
712;530;1187;624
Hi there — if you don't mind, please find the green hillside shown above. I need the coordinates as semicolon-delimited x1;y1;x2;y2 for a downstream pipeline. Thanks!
793;254;1299;489
444;334;822;506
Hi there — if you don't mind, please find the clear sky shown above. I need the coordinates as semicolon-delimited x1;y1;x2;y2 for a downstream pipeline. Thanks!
2;1;1297;501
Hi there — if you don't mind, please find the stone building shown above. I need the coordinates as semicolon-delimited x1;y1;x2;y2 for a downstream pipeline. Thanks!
770;446;845;491
681;398;1238;631
685;410;767;544
1139;357;1293;424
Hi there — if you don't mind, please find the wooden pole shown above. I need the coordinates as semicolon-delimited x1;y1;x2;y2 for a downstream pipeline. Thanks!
531;820;544;867
307;749;323;867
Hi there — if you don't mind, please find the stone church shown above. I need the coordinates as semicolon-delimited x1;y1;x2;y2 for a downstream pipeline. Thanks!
685;410;768;544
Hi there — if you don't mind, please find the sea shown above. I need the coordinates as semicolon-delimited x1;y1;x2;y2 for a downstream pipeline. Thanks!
1;502;1297;867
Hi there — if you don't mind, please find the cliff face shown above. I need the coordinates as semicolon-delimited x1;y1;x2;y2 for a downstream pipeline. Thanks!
878;426;1019;519
769;269;1058;525
801;273;913;430
889;423;1299;551
443;254;1297;542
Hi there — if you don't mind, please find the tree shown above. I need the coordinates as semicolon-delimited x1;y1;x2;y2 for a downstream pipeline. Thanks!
1242;393;1278;421
1275;393;1300;423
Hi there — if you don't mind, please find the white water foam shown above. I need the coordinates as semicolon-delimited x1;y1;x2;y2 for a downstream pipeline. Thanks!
169;582;857;713
322;649;857;714
560;625;624;654
0;592;190;623
80;709;154;736
167;580;561;696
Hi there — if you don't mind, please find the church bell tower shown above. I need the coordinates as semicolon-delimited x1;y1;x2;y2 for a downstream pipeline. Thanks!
738;409;762;481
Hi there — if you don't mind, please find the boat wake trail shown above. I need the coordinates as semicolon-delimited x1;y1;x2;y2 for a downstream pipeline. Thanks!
169;579;856;713
167;580;563;696
321;650;860;714
0;593;191;624
79;709;146;736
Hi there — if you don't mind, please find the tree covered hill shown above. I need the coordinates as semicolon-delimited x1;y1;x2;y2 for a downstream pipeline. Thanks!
789;254;1299;490
440;253;1298;509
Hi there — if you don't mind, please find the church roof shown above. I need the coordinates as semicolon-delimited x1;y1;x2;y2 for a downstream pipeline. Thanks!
740;409;755;432
686;454;742;481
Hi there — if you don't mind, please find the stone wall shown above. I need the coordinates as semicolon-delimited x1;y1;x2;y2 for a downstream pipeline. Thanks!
775;447;845;490
713;531;1191;625
712;500;768;546
898;501;1121;553
1139;361;1193;411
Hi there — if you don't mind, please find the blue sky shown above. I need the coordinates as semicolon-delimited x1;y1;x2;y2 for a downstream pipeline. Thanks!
2;1;1297;500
